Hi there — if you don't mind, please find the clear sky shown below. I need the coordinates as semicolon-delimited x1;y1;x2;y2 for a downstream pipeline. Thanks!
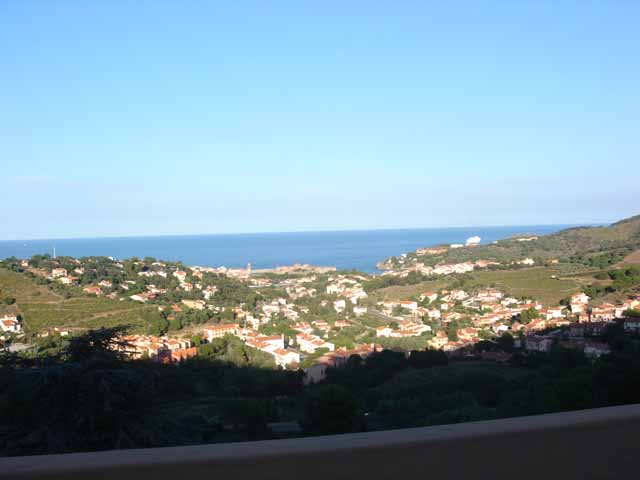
1;1;638;240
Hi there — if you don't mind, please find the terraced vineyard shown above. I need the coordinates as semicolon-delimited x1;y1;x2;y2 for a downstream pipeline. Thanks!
0;268;154;334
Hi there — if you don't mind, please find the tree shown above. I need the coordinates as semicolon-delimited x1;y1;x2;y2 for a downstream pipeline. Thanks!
62;326;134;363
302;385;361;435
447;321;459;341
496;332;515;352
197;337;229;360
2;296;15;305
408;349;448;368
519;307;540;324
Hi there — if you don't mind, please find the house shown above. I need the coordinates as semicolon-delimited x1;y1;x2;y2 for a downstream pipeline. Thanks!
251;335;286;352
376;326;393;337
477;289;504;301
622;298;640;312
450;290;468;301
334;299;347;313
130;292;155;303
202;286;218;300
578;312;590;323
0;315;20;333
83;286;103;296
525;335;553;353
547;306;565;319
526;319;549;331
419;292;438;303
398;300;418;312
262;303;281;316
426;309;441;319
51;268;67;278
272;348;301;367
313;320;331;332
570;303;586;314
353;306;368;317
584;341;610;358
303;344;376;384
169;347;198;363
457;327;478;342
292;322;314;335
334;320;350;329
98;280;113;288
416;247;448;255
429;331;449;349
173;270;188;282
591;303;617;322
296;333;334;353
204;324;239;340
570;293;590;305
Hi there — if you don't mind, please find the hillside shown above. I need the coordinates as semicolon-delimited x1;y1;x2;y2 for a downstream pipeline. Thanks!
0;268;155;335
380;214;640;271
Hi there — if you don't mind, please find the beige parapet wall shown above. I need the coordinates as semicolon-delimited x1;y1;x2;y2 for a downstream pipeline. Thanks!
1;404;638;480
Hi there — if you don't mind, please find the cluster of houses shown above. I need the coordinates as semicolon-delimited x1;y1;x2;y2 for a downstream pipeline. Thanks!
326;275;368;304
204;323;302;367
376;319;432;338
115;334;197;363
304;343;378;384
378;237;545;278
198;315;376;370
379;286;640;357
380;258;507;279
283;276;318;300
12;256;640;373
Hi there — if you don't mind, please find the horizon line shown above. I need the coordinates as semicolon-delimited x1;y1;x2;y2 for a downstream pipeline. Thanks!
0;220;606;244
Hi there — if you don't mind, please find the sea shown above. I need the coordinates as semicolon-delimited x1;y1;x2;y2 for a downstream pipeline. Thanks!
0;225;573;274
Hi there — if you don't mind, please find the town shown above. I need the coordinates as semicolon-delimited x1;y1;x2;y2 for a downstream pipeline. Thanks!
2;245;640;383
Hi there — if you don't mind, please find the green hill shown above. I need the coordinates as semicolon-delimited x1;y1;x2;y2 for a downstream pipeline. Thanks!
0;268;155;334
382;214;640;271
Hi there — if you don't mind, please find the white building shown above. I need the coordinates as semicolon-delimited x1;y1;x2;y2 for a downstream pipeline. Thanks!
0;315;21;333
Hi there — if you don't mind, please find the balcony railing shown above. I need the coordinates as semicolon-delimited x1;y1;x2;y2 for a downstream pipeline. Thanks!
1;403;638;479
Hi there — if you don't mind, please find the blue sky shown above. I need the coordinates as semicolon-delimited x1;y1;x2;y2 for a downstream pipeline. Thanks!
1;1;638;240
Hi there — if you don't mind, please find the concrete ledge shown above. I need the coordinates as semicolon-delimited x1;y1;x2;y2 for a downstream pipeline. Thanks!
1;404;639;479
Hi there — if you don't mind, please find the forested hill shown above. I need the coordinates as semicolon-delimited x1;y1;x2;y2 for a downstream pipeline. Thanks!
380;214;640;271
551;214;640;245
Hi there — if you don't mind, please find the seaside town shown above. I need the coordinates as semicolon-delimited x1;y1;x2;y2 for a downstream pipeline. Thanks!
2;227;640;383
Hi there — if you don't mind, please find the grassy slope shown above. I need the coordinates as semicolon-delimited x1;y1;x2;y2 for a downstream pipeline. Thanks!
366;279;449;303
0;268;153;333
464;268;581;305
369;267;582;305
